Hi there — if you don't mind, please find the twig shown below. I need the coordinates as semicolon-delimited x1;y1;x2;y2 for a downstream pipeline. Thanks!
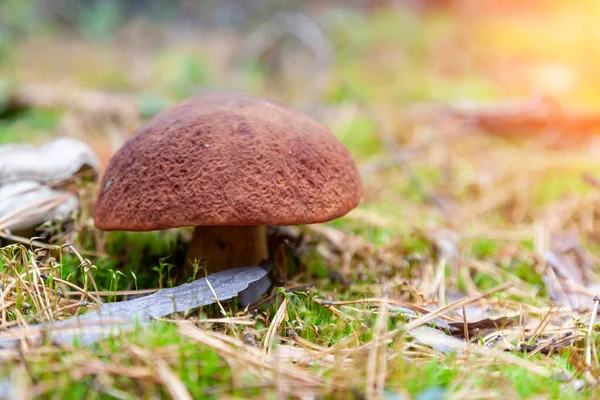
585;296;600;384
365;296;388;400
129;346;193;400
263;298;287;354
5;83;139;121
404;283;514;331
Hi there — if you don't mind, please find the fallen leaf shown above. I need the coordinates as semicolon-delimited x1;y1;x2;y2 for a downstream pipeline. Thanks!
448;316;515;338
274;345;337;366
544;231;597;310
408;326;466;354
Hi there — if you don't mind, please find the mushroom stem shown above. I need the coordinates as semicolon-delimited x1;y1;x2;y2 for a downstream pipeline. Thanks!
186;225;268;272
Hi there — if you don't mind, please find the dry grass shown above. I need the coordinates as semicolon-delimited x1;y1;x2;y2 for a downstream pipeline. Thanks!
2;129;599;397
2;1;600;398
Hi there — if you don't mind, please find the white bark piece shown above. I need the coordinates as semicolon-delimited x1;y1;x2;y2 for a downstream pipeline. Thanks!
0;266;268;348
0;181;79;231
0;137;99;184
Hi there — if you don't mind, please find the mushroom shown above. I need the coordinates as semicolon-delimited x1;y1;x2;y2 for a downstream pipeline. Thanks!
94;93;362;300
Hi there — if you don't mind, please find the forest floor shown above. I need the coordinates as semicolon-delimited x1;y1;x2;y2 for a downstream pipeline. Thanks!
2;2;600;398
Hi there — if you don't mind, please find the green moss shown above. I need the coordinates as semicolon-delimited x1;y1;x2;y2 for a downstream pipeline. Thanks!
531;171;593;207
333;115;383;160
0;108;60;144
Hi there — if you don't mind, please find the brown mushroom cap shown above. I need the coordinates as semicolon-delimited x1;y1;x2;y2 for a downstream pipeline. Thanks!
94;93;362;231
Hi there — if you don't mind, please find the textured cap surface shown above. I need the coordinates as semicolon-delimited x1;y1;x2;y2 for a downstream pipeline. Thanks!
94;93;362;231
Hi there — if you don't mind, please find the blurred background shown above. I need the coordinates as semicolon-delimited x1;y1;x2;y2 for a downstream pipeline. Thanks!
3;0;600;235
3;0;600;144
5;3;600;397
